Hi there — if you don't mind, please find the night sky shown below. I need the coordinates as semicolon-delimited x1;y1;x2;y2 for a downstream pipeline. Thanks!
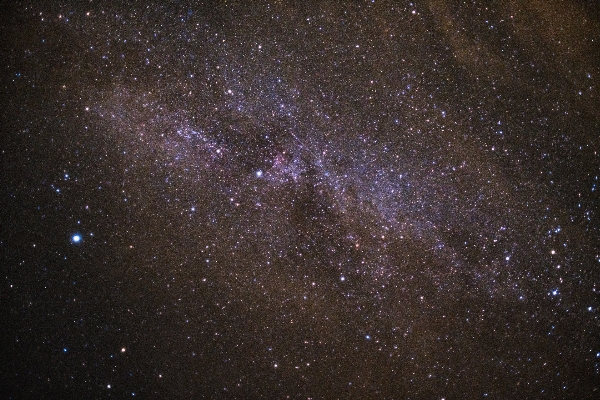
2;1;600;398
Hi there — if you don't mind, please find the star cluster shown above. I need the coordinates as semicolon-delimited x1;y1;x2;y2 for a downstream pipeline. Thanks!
3;1;600;398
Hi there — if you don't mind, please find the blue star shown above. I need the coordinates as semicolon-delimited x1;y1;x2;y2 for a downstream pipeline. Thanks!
71;234;82;243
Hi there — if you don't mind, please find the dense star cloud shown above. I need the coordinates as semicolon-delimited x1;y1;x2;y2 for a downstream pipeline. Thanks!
2;1;600;398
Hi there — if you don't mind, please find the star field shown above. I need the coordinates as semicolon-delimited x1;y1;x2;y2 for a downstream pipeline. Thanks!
2;1;600;398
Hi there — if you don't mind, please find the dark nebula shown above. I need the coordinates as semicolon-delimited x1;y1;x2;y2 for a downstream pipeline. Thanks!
2;1;600;398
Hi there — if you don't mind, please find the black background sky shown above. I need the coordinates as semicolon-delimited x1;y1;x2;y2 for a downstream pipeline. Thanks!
2;1;600;398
